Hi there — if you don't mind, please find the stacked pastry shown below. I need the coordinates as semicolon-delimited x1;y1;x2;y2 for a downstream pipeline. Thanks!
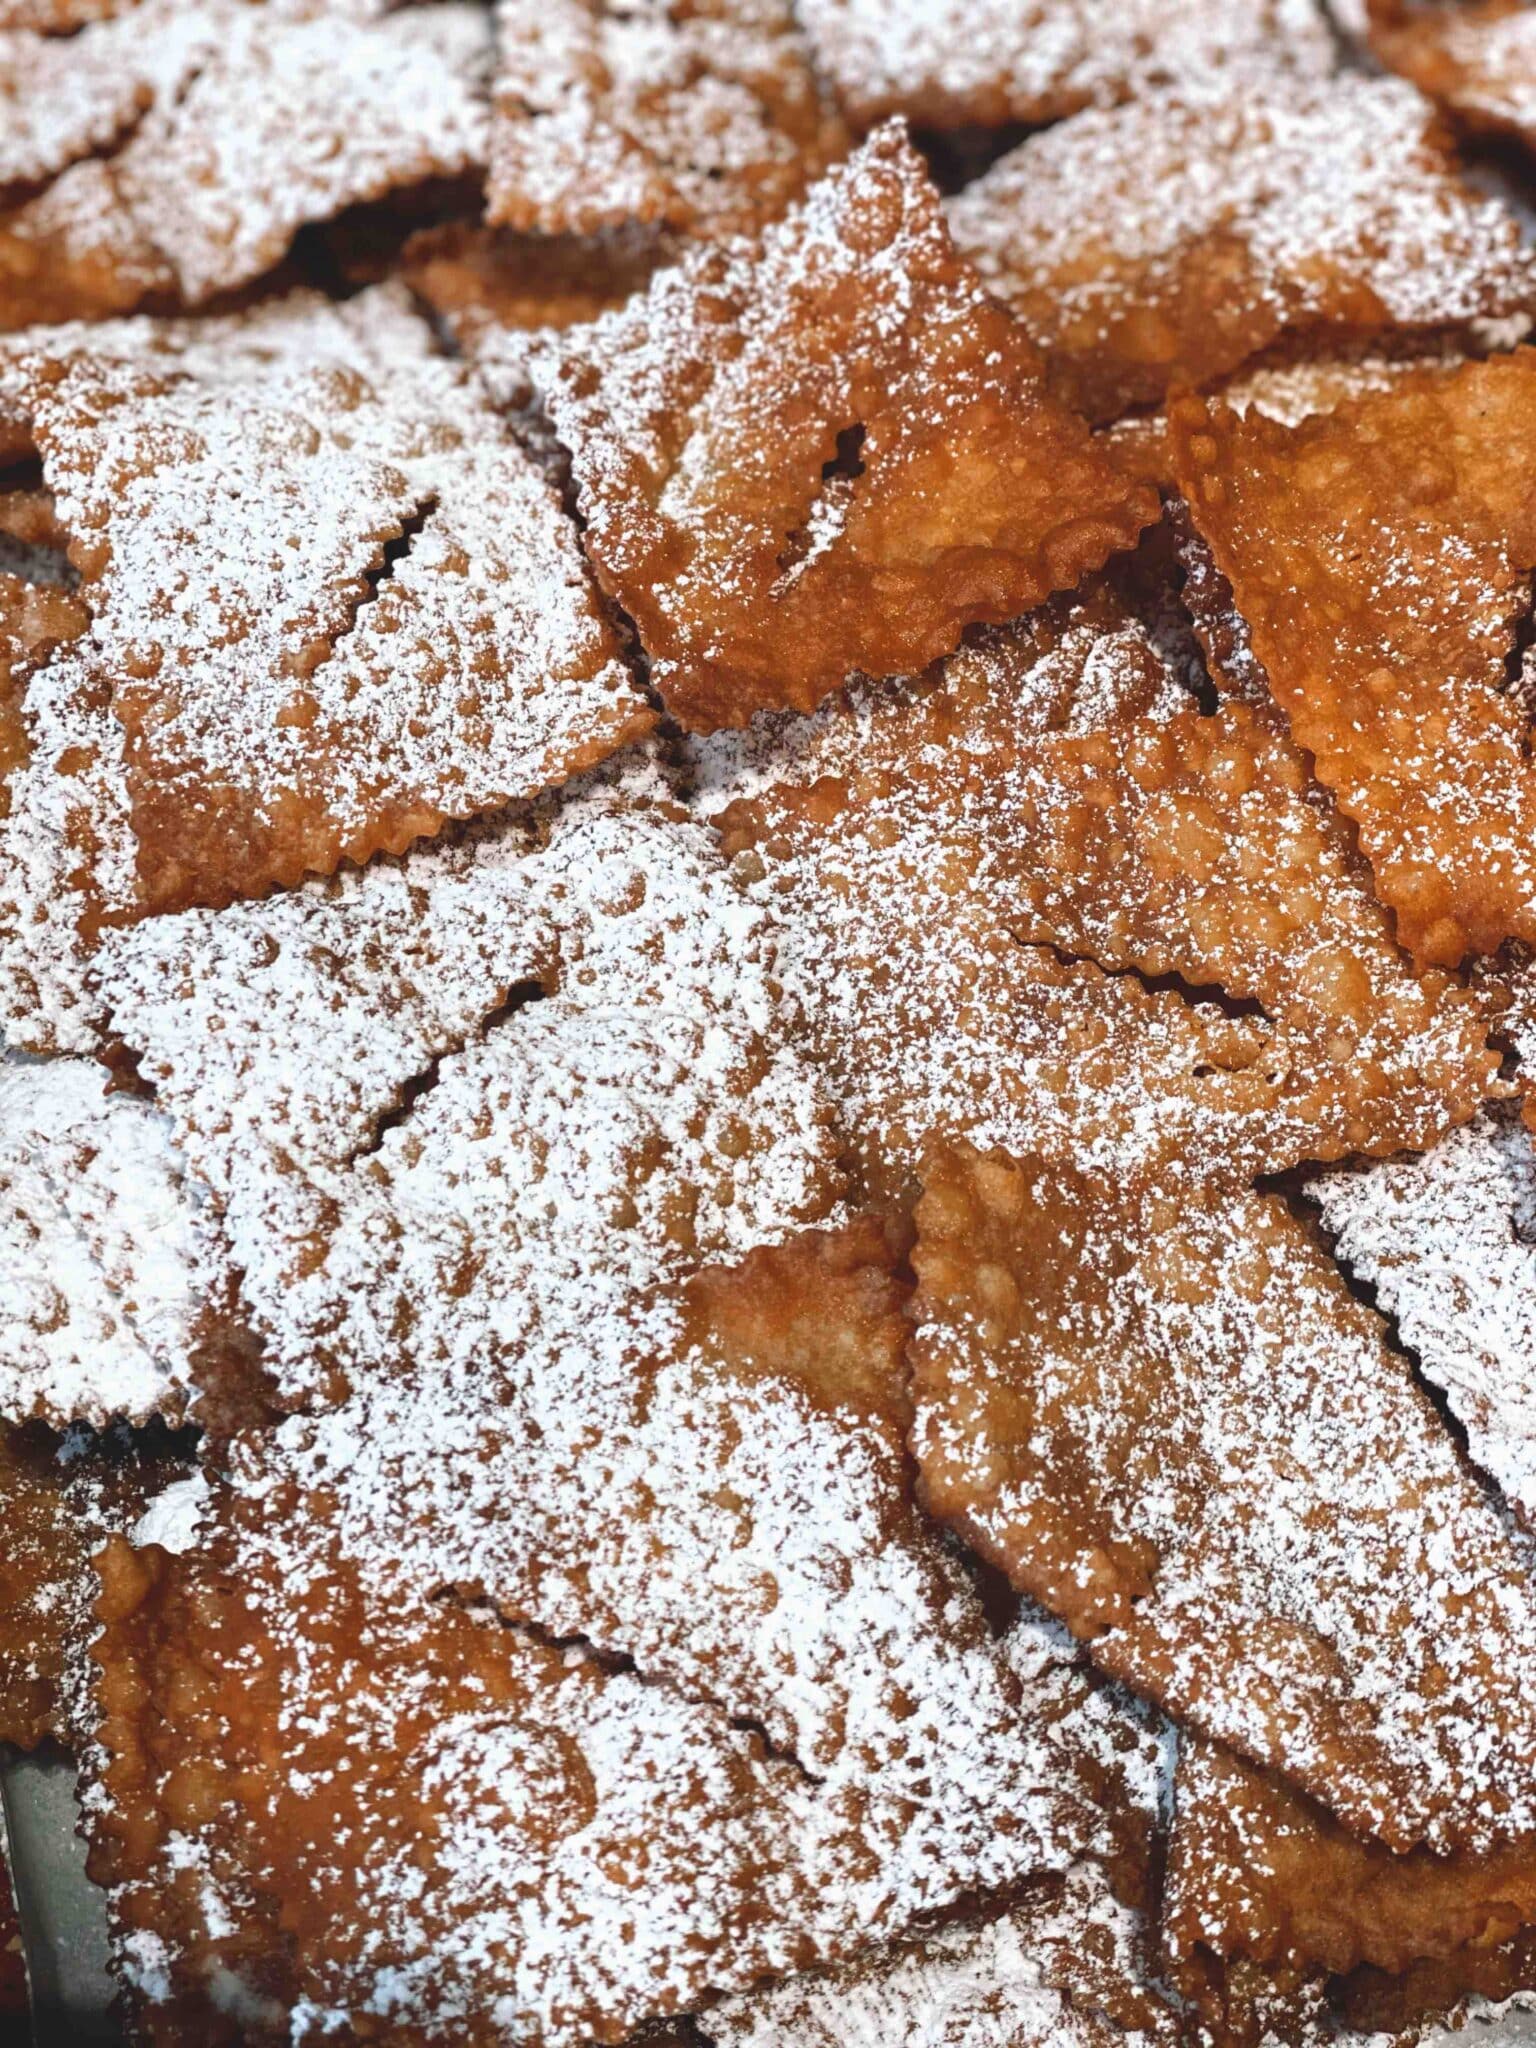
6;1;1536;2043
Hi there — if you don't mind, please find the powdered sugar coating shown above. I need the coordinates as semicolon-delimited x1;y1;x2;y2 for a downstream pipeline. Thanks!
13;345;649;917
947;74;1534;420
0;1058;225;1424
792;0;1335;130
489;0;846;238
713;579;1497;1206
1374;2;1536;153
101;791;845;1404
911;1147;1536;1858
701;1861;1174;2047
0;654;136;1053
1312;1107;1536;1532
113;3;490;305
0;1;490;322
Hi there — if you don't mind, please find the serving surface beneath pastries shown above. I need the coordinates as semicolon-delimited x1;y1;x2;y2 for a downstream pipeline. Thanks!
9;1;1536;2044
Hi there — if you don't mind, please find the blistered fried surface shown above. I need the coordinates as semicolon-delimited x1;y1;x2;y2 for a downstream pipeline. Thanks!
489;0;847;238
545;125;1158;730
0;1;489;326
1373;0;1536;153
1171;352;1536;965
909;1141;1536;1857
92;1494;829;2046
1312;1106;1536;1531
90;1239;1098;2045
1;1421;187;1748
1167;1737;1536;1986
0;1059;233;1425
4;346;648;922
713;580;1498;1208
101;791;846;1405
947;75;1532;422
791;0;1333;131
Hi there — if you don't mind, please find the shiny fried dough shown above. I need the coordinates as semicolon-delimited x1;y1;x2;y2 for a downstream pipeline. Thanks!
948;75;1531;422
489;0;847;238
0;1422;187;1748
1172;353;1536;965
1167;1738;1536;1985
545;126;1159;730
908;1142;1536;1857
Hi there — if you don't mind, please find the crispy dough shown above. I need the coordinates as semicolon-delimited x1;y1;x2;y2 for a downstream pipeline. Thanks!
400;218;667;353
489;0;848;237
1172;352;1536;965
908;1141;1536;1857
948;75;1533;422
90;1226;1095;2045
1372;0;1536;155
545;125;1159;730
1167;1737;1536;1989
713;575;1498;1209
2;347;649;919
0;1422;187;1748
791;0;1333;132
0;2;488;327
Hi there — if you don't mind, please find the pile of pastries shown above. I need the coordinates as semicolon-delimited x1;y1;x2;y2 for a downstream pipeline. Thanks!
7;0;1536;2042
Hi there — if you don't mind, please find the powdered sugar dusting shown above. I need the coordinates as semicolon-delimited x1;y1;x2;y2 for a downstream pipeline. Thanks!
911;1146;1536;1858
792;0;1334;130
0;1057;223;1424
1312;1107;1536;1532
712;574;1497;1207
489;0;846;238
948;74;1535;419
701;1860;1175;2046
11;342;649;918
0;1;490;320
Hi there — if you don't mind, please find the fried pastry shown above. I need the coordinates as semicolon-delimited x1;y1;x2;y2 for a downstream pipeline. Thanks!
489;0;847;238
0;342;651;1051
0;1059;237;1426
908;1140;1536;1857
100;790;846;1404
947;75;1532;422
399;217;668;356
543;125;1159;730
89;1232;1103;2044
1371;0;1536;159
1165;1736;1536;2006
712;574;1498;1208
1312;1106;1536;1531
1171;351;1536;965
1;1420;190;1748
700;1860;1179;2047
790;0;1333;132
0;1;489;328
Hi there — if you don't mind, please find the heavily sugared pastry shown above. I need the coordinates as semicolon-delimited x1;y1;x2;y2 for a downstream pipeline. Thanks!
5;8;1536;2046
